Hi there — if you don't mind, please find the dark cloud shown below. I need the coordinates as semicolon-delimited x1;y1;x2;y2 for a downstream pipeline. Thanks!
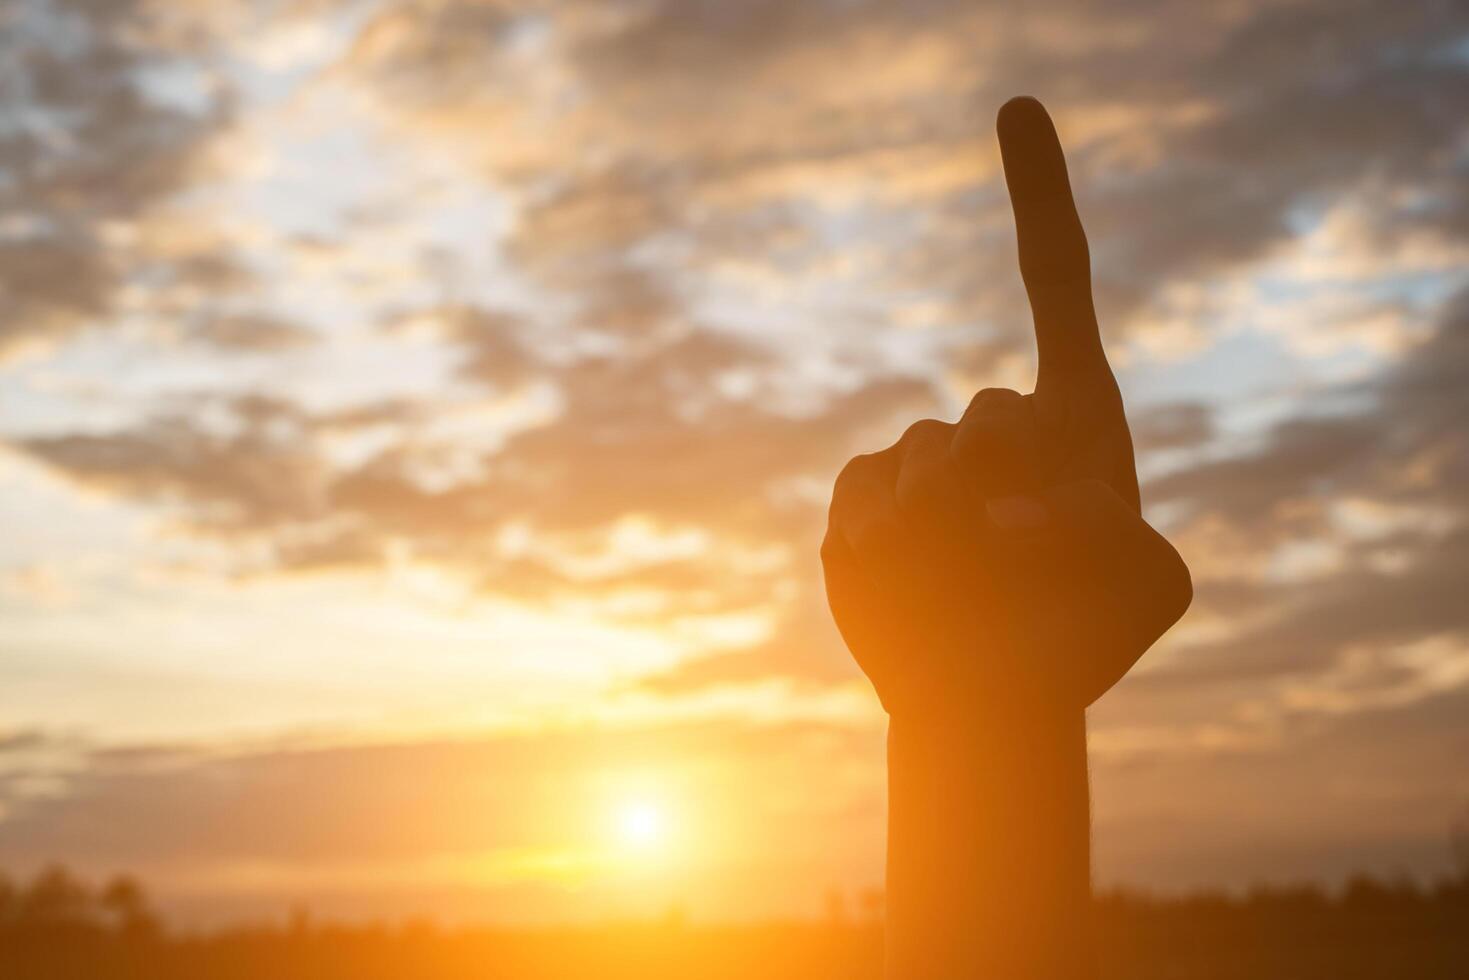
438;306;542;390
1131;401;1216;453
1093;682;1469;891
190;313;315;351
1152;288;1469;524
1118;288;1469;701
1147;526;1469;687
17;400;331;533
0;730;51;755
1149;414;1376;529
0;0;230;357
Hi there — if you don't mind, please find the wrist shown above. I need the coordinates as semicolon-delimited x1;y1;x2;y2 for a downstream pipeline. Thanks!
884;701;1095;978
887;699;1089;819
887;689;1082;743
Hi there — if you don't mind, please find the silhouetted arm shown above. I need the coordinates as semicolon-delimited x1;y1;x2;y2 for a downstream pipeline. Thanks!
821;97;1191;978
887;704;1093;977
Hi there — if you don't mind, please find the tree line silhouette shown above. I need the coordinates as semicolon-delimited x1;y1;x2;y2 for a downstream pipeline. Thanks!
2;857;1467;979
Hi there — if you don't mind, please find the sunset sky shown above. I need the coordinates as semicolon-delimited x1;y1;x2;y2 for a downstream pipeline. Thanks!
2;0;1468;925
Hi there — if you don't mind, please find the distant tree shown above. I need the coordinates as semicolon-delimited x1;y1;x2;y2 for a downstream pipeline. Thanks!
1244;881;1329;918
101;874;159;940
17;865;95;928
0;871;14;925
1451;802;1469;884
1340;874;1390;914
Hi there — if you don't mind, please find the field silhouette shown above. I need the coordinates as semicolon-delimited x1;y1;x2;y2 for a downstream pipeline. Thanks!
3;864;1466;979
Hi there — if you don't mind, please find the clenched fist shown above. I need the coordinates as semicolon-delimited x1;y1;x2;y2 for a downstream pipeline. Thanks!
821;97;1191;718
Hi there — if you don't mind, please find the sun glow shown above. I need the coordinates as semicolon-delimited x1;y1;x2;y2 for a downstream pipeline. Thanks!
616;801;666;848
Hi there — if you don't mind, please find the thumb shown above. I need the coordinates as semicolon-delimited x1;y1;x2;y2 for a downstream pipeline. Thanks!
988;479;1192;705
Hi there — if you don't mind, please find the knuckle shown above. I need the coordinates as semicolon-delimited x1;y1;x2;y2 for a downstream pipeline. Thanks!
962;387;1023;420
948;422;990;468
893;475;937;518
830;452;899;544
897;417;952;448
952;389;1034;469
894;455;949;517
894;422;956;516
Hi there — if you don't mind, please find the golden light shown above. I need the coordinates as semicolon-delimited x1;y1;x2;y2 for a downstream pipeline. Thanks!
616;801;666;848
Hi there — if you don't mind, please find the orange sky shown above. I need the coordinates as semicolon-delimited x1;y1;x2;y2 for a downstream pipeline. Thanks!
2;0;1469;924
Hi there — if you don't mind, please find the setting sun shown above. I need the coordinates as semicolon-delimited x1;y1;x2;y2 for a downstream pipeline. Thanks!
616;802;666;848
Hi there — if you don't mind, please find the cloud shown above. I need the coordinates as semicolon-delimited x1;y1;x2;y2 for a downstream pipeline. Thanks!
10;0;1469;684
1093;681;1469;892
1103;289;1469;747
16;398;333;534
6;0;1467;671
10;355;931;639
345;0;1469;346
189;313;315;352
1151;287;1469;530
0;0;231;359
1130;401;1216;453
632;585;854;693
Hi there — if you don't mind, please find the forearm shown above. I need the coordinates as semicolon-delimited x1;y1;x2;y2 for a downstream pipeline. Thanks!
884;704;1096;979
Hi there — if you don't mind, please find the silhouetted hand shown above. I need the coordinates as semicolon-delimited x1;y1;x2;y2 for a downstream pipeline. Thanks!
821;97;1191;719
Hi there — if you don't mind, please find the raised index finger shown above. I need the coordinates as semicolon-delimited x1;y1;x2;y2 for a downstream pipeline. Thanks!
997;96;1107;379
